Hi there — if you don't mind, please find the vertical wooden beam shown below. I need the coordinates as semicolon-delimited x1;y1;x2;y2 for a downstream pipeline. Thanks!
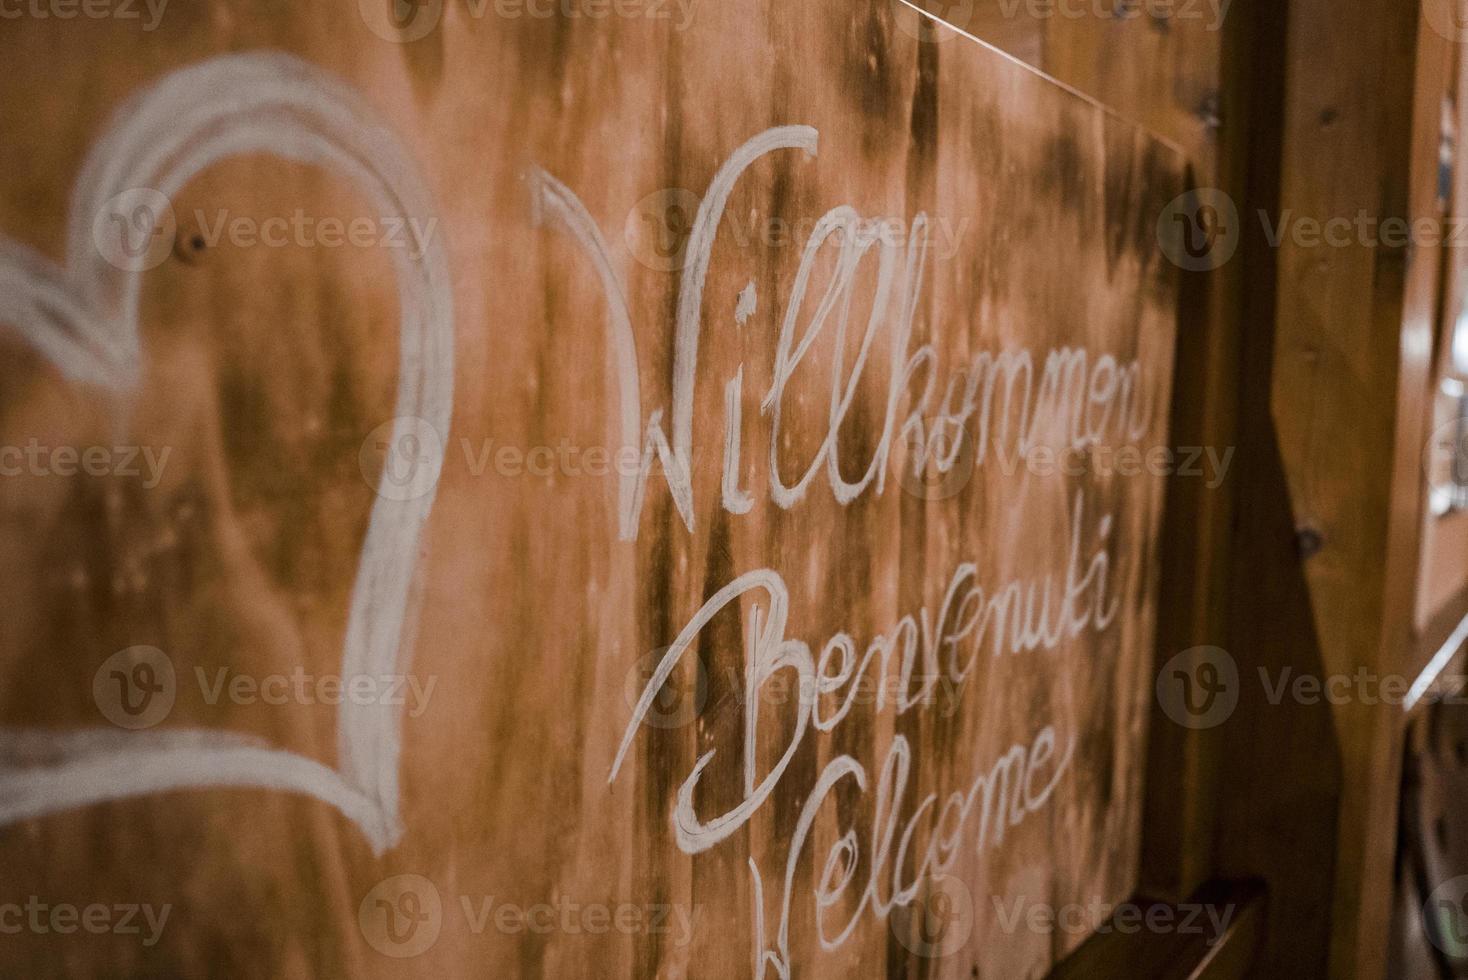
1212;0;1444;977
1132;0;1250;900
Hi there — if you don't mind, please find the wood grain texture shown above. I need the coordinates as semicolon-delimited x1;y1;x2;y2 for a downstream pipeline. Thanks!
932;0;1236;908
1211;1;1443;978
0;2;1183;976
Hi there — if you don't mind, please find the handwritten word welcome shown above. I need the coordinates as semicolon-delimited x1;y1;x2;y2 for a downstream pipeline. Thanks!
613;488;1117;973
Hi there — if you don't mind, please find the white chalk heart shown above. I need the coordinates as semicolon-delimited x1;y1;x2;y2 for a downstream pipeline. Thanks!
0;51;455;854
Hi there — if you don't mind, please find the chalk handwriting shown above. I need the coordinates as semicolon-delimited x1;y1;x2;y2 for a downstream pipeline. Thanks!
613;490;1119;973
533;132;1151;542
0;52;454;855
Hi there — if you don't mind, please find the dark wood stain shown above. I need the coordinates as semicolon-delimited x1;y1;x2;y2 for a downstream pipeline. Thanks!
0;3;1183;977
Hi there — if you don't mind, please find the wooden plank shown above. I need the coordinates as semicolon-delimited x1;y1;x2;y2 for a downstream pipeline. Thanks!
941;0;1239;907
0;1;1186;976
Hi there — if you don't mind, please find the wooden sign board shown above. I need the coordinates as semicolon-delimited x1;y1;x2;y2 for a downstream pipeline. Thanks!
0;1;1183;976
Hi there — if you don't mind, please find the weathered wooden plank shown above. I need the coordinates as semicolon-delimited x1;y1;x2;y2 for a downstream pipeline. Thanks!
0;2;1183;976
924;0;1237;909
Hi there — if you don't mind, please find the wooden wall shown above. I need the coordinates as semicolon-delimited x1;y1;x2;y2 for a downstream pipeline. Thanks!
3;0;1457;977
0;2;1189;977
